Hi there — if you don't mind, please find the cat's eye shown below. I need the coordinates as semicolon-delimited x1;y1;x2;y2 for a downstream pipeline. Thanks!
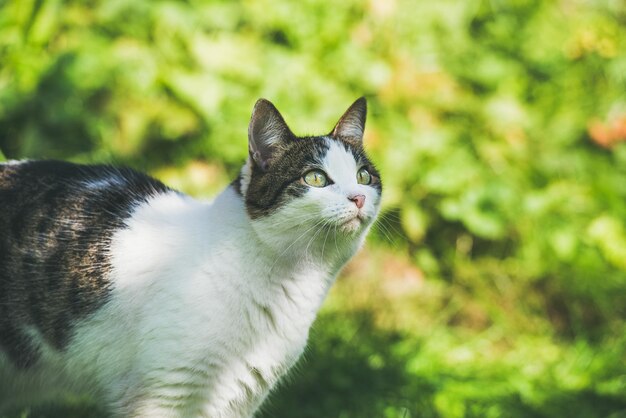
304;170;328;188
357;168;372;185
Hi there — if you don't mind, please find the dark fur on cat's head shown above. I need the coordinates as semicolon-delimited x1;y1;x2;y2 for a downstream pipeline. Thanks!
238;98;382;240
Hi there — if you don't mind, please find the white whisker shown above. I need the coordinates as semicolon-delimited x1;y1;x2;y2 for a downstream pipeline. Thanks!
267;218;327;275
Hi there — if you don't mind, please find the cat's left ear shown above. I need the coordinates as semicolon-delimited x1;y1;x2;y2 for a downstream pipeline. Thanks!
330;97;367;142
248;99;294;171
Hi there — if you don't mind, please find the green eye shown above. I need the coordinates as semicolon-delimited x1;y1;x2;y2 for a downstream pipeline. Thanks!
304;170;328;187
357;168;372;185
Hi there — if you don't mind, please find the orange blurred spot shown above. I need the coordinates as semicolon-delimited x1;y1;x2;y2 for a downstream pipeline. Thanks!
588;116;626;149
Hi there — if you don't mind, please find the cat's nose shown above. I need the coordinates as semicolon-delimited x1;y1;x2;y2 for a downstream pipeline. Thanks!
348;194;365;209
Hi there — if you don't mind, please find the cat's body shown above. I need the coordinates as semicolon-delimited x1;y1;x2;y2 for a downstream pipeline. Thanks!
0;98;381;417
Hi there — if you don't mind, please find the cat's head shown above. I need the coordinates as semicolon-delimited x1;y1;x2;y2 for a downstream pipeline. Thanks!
237;98;382;257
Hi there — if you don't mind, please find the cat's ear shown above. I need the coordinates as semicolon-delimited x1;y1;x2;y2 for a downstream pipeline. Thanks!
330;97;367;142
248;99;293;171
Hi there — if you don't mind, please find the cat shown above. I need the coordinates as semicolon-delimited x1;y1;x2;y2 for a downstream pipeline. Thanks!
0;97;382;417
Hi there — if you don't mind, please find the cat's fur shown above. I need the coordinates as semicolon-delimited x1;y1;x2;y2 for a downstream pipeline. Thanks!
0;98;381;417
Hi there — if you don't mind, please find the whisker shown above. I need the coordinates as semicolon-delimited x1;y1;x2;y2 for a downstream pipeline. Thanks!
304;220;328;263
321;222;332;261
268;218;327;275
379;215;403;236
262;212;321;228
379;210;401;220
373;217;400;247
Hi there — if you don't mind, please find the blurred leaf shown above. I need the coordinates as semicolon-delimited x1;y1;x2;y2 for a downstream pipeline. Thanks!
401;201;428;243
587;215;626;271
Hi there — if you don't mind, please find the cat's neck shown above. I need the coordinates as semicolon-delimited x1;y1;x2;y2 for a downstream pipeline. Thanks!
196;186;344;319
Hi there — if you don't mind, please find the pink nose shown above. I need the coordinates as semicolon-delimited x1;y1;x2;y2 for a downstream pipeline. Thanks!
348;194;365;209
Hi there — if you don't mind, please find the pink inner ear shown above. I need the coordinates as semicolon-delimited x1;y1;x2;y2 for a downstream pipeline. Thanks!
331;97;367;141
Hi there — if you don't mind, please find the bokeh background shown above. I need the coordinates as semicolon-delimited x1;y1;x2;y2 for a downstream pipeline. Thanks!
1;0;626;417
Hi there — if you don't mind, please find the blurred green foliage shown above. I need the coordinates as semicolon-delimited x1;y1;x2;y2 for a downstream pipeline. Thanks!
2;0;626;417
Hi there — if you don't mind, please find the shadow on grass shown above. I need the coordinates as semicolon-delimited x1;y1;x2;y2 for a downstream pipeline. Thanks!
257;310;438;418
0;397;106;418
258;310;626;418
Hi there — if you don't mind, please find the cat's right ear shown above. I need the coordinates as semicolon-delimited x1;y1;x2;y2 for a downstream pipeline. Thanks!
248;99;293;171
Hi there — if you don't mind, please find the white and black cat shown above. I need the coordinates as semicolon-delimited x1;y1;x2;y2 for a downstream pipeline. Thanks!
0;98;382;417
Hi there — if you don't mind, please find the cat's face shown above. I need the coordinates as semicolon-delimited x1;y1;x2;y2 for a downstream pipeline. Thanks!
238;98;382;253
295;139;381;234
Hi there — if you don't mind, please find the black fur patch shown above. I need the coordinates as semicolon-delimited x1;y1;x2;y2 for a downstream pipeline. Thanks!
231;173;243;197
0;160;170;368
244;136;381;219
244;137;328;219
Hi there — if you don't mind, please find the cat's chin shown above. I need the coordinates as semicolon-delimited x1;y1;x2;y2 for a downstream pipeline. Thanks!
339;217;364;234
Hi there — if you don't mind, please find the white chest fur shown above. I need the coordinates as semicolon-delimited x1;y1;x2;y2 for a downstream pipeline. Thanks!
60;187;355;417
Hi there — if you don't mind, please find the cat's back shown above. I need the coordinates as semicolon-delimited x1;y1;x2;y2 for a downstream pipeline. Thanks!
0;160;171;369
0;159;169;198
